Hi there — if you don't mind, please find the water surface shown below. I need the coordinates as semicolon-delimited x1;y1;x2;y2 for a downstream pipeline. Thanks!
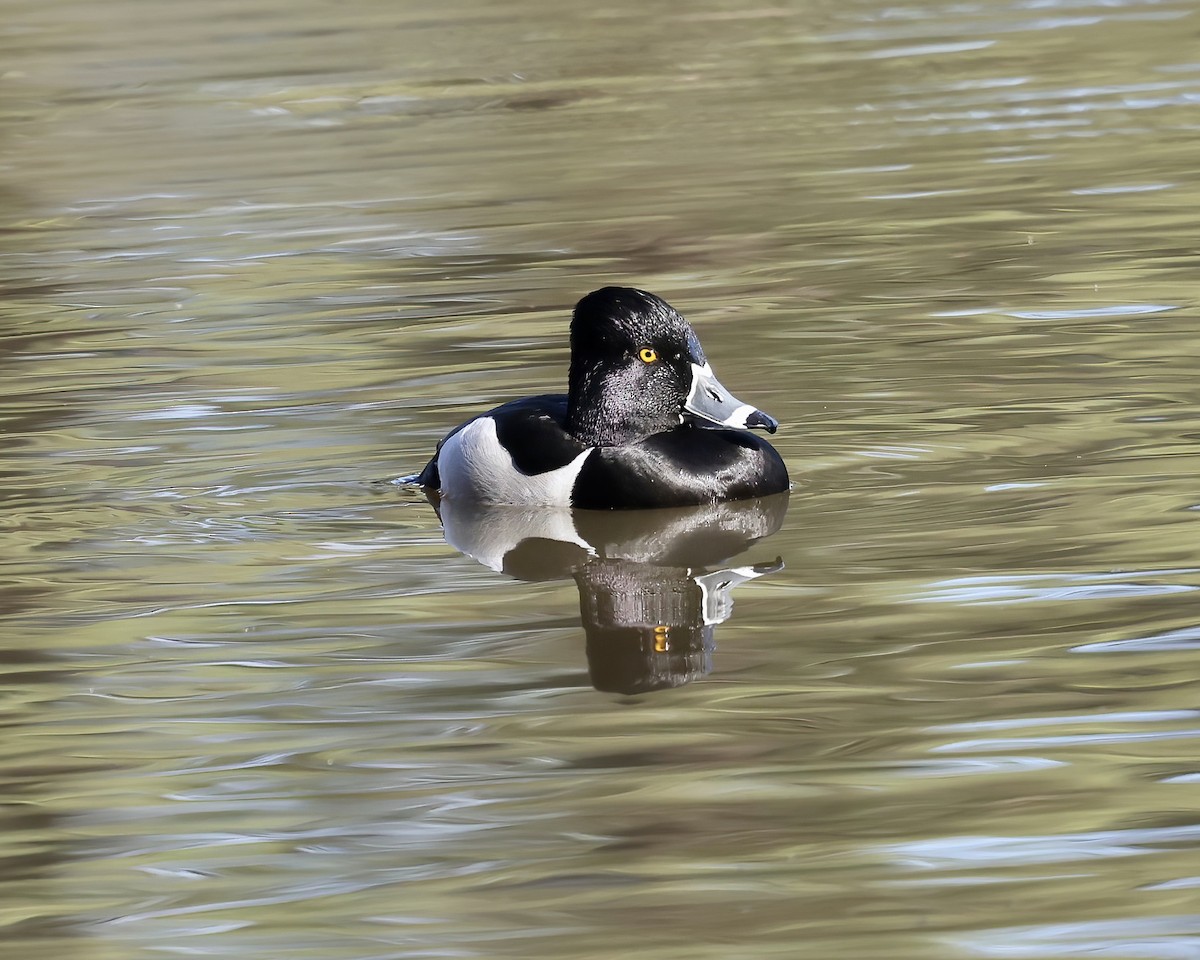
3;0;1200;957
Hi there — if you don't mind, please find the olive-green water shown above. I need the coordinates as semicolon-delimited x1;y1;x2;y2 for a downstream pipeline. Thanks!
4;1;1200;957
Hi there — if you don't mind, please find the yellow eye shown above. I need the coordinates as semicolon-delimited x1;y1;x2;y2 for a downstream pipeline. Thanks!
638;347;658;363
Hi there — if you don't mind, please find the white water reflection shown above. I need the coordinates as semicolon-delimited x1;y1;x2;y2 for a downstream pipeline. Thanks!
957;916;1200;959
911;571;1200;605
1074;626;1200;652
887;822;1200;868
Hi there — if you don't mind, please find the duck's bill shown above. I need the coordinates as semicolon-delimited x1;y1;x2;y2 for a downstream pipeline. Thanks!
684;362;779;434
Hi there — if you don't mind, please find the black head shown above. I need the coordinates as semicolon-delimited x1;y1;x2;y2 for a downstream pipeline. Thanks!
565;286;779;447
566;287;704;447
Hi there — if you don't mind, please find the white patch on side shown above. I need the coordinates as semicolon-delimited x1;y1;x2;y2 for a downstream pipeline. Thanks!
436;416;591;505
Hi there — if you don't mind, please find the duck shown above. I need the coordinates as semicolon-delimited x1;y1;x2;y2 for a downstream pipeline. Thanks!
414;286;789;509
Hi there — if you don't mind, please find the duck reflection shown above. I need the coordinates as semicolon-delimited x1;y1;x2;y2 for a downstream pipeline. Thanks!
433;494;789;694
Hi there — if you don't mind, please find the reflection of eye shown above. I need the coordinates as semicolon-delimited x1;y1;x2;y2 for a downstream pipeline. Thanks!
638;347;658;363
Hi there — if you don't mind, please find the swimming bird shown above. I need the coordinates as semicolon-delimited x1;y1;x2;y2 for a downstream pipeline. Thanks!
415;286;788;509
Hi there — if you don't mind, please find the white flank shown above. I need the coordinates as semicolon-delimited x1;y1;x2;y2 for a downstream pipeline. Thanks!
436;416;591;505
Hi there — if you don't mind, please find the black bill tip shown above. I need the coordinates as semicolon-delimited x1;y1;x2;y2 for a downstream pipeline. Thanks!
745;409;779;434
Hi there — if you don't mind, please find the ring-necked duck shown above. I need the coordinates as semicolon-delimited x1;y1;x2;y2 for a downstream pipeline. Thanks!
415;286;788;509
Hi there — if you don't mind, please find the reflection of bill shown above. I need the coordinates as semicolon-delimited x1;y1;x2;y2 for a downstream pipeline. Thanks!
433;494;789;694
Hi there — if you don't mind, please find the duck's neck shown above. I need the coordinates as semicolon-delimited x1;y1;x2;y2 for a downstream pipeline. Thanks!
566;369;680;447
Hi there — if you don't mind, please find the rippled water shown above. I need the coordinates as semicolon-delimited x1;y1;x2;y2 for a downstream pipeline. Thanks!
4;0;1200;957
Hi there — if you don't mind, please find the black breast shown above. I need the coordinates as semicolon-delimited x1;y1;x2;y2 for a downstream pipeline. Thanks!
571;427;788;509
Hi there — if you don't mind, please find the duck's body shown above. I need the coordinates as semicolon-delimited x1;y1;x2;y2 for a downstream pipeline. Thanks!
416;287;788;510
